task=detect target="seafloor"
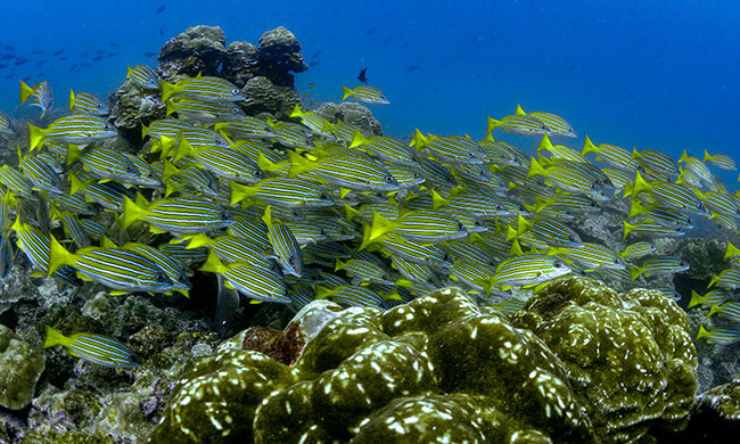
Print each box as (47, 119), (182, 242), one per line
(0, 25), (738, 444)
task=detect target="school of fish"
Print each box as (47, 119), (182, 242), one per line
(1, 67), (739, 367)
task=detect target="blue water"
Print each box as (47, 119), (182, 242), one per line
(1, 0), (739, 163)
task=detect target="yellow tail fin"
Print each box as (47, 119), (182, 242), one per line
(349, 131), (371, 149)
(341, 86), (353, 101)
(27, 123), (46, 152)
(262, 205), (273, 227)
(287, 151), (317, 177)
(160, 81), (177, 102)
(514, 104), (526, 116)
(185, 233), (213, 249)
(724, 242), (740, 260)
(688, 290), (704, 309)
(623, 221), (634, 240)
(122, 196), (148, 229)
(48, 235), (76, 276)
(230, 181), (257, 206)
(527, 157), (547, 177)
(632, 171), (652, 195)
(582, 135), (598, 156)
(289, 104), (304, 119)
(199, 250), (228, 274)
(19, 80), (35, 104)
(43, 326), (71, 348)
(537, 134), (553, 154)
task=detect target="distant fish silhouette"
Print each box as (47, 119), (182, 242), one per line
(156, 4), (166, 14)
(406, 65), (420, 73)
(357, 66), (368, 84)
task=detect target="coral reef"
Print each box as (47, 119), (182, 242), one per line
(0, 324), (45, 410)
(316, 102), (383, 135)
(240, 76), (300, 118)
(158, 25), (227, 80)
(150, 278), (697, 443)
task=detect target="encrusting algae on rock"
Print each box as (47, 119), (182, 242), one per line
(149, 277), (697, 443)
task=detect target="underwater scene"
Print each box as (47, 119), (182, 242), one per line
(1, 0), (740, 443)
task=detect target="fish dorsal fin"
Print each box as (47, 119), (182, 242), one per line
(515, 104), (526, 116)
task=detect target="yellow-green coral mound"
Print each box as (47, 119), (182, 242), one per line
(512, 277), (698, 443)
(149, 278), (698, 443)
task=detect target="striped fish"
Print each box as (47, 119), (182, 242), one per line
(601, 167), (634, 189)
(201, 251), (289, 303)
(632, 149), (677, 178)
(19, 80), (53, 118)
(227, 217), (270, 250)
(73, 177), (131, 211)
(708, 268), (740, 290)
(515, 105), (576, 138)
(163, 163), (220, 198)
(270, 121), (312, 148)
(166, 97), (244, 123)
(390, 255), (437, 285)
(229, 139), (283, 165)
(335, 258), (392, 286)
(548, 242), (624, 272)
(696, 325), (740, 346)
(688, 289), (728, 309)
(630, 171), (705, 213)
(582, 136), (638, 170)
(0, 165), (35, 198)
(123, 196), (233, 234)
(412, 132), (487, 165)
(480, 139), (527, 167)
(487, 114), (547, 138)
(630, 256), (688, 280)
(350, 132), (417, 166)
(537, 134), (584, 162)
(142, 118), (194, 141)
(60, 212), (91, 248)
(28, 115), (117, 151)
(231, 177), (333, 208)
(262, 206), (303, 277)
(529, 157), (612, 200)
(341, 85), (390, 105)
(214, 116), (276, 141)
(316, 285), (389, 308)
(703, 149), (736, 171)
(289, 106), (335, 138)
(122, 242), (190, 290)
(379, 234), (451, 268)
(78, 146), (161, 188)
(127, 65), (160, 90)
(69, 90), (109, 115)
(44, 326), (138, 368)
(679, 150), (713, 185)
(183, 145), (262, 184)
(161, 76), (244, 103)
(367, 210), (468, 245)
(694, 189), (737, 217)
(619, 242), (655, 262)
(493, 254), (572, 288)
(48, 236), (186, 294)
(623, 221), (687, 239)
(289, 152), (400, 192)
(79, 218), (108, 240)
(184, 233), (273, 269)
(11, 215), (49, 273)
(708, 302), (740, 323)
(20, 155), (65, 194)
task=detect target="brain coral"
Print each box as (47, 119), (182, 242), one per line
(149, 276), (697, 444)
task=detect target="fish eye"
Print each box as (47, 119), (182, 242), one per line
(554, 261), (564, 268)
(231, 88), (240, 95)
(495, 204), (503, 210)
(457, 222), (465, 231)
(384, 175), (395, 183)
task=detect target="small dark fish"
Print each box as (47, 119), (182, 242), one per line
(92, 56), (103, 62)
(406, 65), (420, 73)
(59, 56), (69, 62)
(15, 58), (28, 66)
(156, 4), (166, 14)
(53, 49), (64, 56)
(366, 27), (377, 36)
(159, 26), (166, 37)
(32, 49), (44, 55)
(357, 66), (368, 83)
